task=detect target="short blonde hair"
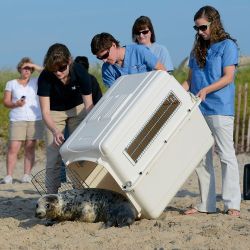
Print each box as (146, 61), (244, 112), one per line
(17, 57), (34, 73)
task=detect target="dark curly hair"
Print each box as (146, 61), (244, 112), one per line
(192, 6), (237, 68)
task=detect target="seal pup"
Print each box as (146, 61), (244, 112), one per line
(35, 188), (137, 227)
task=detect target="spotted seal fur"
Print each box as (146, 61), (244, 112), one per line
(35, 188), (137, 227)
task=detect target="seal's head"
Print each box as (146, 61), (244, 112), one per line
(35, 194), (63, 219)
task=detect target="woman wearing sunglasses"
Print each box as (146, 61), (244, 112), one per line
(37, 43), (93, 194)
(91, 32), (166, 88)
(183, 6), (241, 217)
(132, 15), (174, 73)
(1, 57), (43, 184)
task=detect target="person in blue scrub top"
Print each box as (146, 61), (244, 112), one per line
(132, 15), (174, 73)
(91, 32), (166, 88)
(183, 6), (241, 217)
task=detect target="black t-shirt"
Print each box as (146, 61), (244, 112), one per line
(37, 63), (92, 111)
(90, 74), (102, 105)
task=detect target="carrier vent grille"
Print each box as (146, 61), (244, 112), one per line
(125, 92), (180, 163)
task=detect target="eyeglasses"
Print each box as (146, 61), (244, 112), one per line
(193, 22), (211, 32)
(53, 64), (68, 73)
(135, 29), (150, 36)
(97, 49), (110, 60)
(22, 66), (32, 71)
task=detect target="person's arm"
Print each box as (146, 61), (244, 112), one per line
(197, 65), (235, 101)
(102, 63), (116, 88)
(82, 94), (94, 113)
(25, 63), (43, 73)
(3, 90), (25, 108)
(39, 96), (64, 146)
(182, 70), (192, 91)
(74, 63), (94, 111)
(154, 61), (166, 71)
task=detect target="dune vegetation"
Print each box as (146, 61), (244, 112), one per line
(0, 64), (250, 154)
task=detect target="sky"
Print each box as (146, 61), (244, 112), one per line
(1, 0), (249, 70)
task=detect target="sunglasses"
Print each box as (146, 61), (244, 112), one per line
(97, 49), (110, 60)
(135, 29), (150, 36)
(22, 66), (32, 71)
(53, 64), (68, 73)
(193, 22), (211, 32)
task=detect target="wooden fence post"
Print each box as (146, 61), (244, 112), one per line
(247, 115), (250, 152)
(241, 83), (248, 152)
(235, 84), (242, 153)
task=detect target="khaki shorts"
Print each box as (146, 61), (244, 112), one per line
(9, 120), (44, 140)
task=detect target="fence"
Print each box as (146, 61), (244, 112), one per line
(234, 83), (250, 154)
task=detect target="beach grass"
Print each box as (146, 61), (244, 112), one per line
(1, 64), (250, 154)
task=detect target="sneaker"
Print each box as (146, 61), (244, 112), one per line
(0, 175), (13, 184)
(21, 174), (32, 183)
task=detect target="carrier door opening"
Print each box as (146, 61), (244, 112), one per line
(67, 161), (123, 194)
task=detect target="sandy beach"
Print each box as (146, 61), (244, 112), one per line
(1, 150), (250, 250)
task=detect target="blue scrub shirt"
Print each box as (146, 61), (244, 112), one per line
(102, 44), (158, 88)
(189, 39), (238, 116)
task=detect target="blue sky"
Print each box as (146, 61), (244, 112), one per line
(1, 0), (249, 69)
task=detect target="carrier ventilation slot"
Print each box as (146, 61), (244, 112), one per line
(125, 92), (180, 163)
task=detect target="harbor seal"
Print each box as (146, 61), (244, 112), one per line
(35, 188), (137, 227)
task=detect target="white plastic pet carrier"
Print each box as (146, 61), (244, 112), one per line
(60, 71), (214, 218)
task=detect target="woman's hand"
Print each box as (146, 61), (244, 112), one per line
(3, 91), (26, 109)
(14, 97), (26, 107)
(25, 63), (43, 72)
(197, 87), (208, 101)
(52, 129), (65, 146)
(196, 65), (236, 101)
(39, 96), (64, 146)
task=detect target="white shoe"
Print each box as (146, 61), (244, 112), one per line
(0, 175), (13, 184)
(21, 174), (32, 183)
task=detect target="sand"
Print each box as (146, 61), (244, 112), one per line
(0, 150), (250, 250)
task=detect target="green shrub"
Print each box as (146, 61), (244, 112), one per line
(89, 62), (107, 93)
(0, 71), (19, 141)
(1, 65), (250, 155)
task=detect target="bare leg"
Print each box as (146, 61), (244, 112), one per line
(23, 140), (36, 175)
(6, 140), (22, 176)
